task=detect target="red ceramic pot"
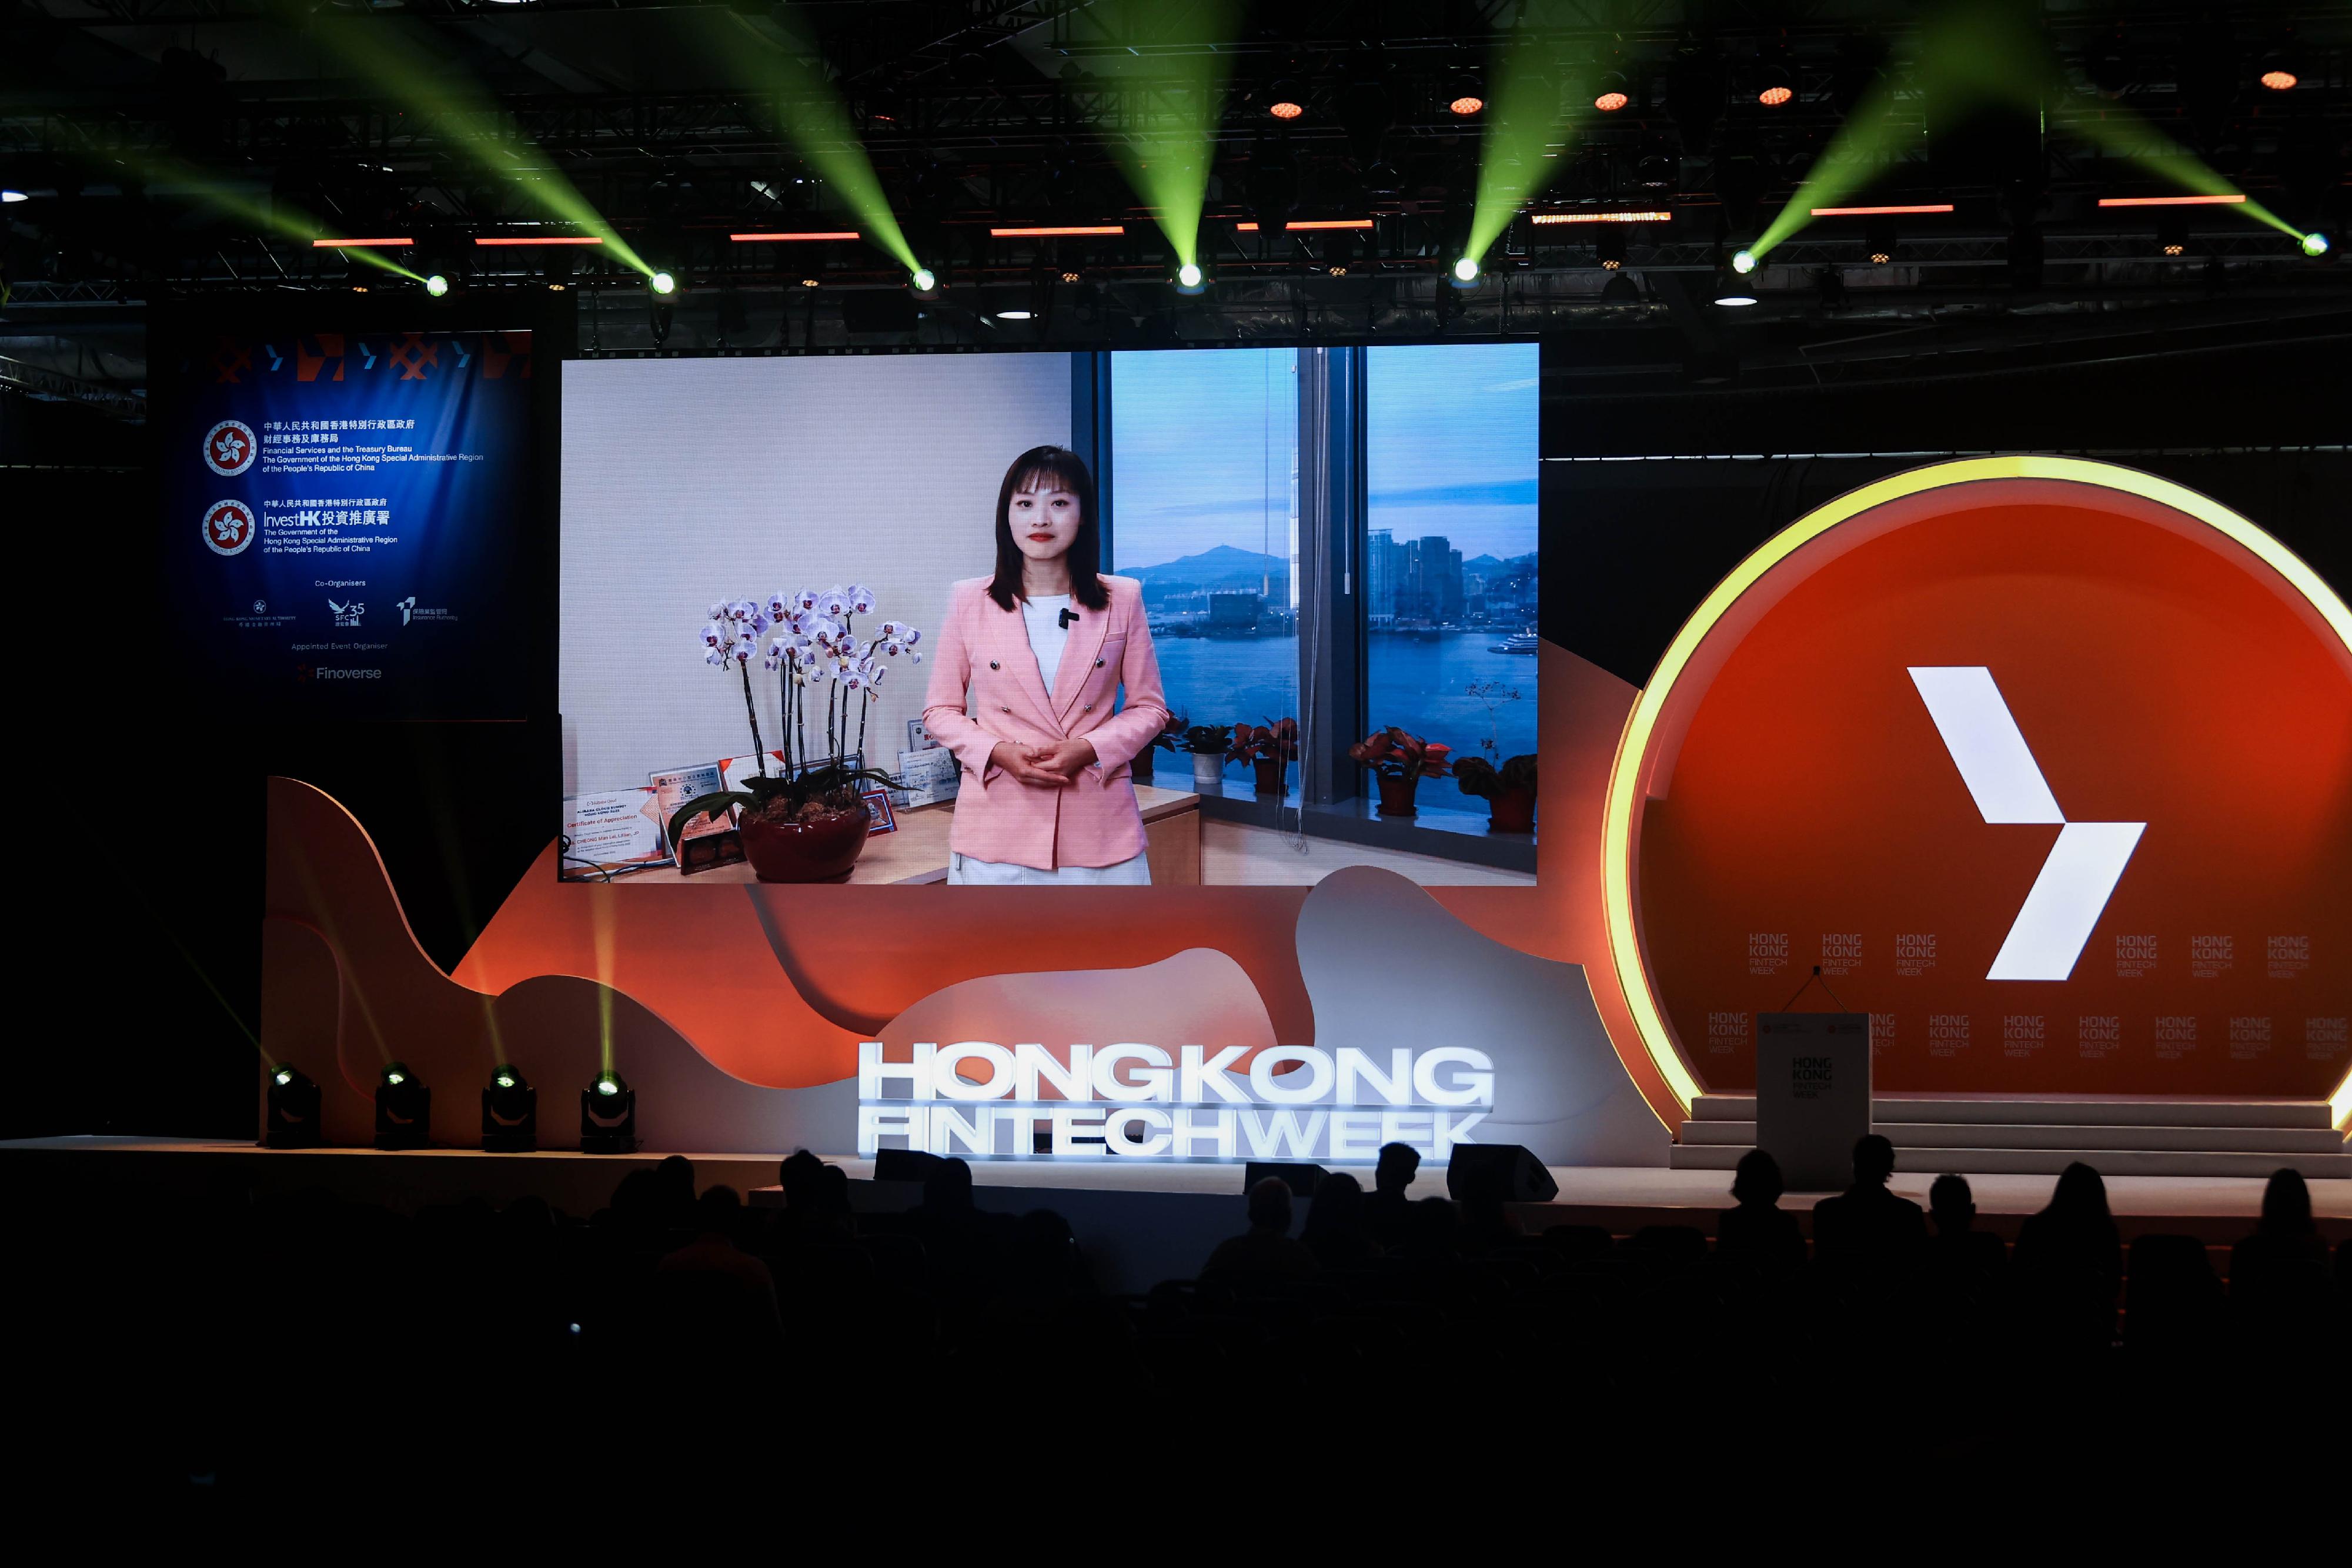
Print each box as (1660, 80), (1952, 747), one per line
(1252, 757), (1286, 798)
(1488, 787), (1536, 834)
(739, 807), (870, 883)
(1375, 772), (1419, 818)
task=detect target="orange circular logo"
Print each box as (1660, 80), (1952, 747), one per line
(1602, 458), (2352, 1114)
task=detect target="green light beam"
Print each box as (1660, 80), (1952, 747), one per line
(754, 28), (920, 277)
(109, 145), (425, 282)
(1091, 0), (1241, 271)
(1749, 76), (1910, 258)
(1468, 41), (1581, 261)
(2070, 113), (2307, 242)
(309, 16), (651, 275)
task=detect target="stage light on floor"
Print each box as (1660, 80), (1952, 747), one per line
(423, 273), (449, 297)
(582, 1071), (639, 1154)
(1174, 260), (1205, 293)
(649, 270), (676, 295)
(482, 1065), (537, 1152)
(374, 1061), (430, 1151)
(909, 265), (937, 293)
(265, 1065), (322, 1149)
(1450, 255), (1480, 286)
(2300, 231), (2330, 257)
(1732, 248), (1758, 275)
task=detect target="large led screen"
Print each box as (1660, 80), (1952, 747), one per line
(559, 344), (1542, 888)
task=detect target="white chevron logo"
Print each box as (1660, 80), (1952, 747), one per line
(1907, 667), (2144, 982)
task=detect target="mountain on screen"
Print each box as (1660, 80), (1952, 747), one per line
(1120, 544), (1288, 591)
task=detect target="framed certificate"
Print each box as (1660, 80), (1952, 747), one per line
(649, 762), (745, 873)
(860, 787), (897, 834)
(561, 788), (668, 879)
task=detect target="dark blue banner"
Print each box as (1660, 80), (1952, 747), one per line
(165, 330), (533, 718)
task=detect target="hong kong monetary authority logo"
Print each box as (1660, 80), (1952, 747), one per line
(202, 499), (258, 556)
(203, 419), (258, 477)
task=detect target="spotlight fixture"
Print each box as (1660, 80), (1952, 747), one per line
(1174, 260), (1205, 293)
(264, 1064), (322, 1150)
(1600, 272), (1641, 303)
(1731, 248), (1758, 275)
(1268, 77), (1307, 121)
(1865, 215), (1899, 266)
(649, 270), (676, 295)
(1451, 255), (1481, 286)
(2259, 67), (2297, 91)
(800, 277), (820, 289)
(1060, 270), (1083, 284)
(1, 189), (26, 203)
(2303, 232), (2331, 257)
(582, 1071), (639, 1154)
(995, 309), (1035, 320)
(1445, 64), (1485, 117)
(910, 265), (937, 293)
(1595, 226), (1629, 270)
(374, 1061), (430, 1151)
(1758, 85), (1793, 106)
(423, 274), (449, 297)
(2156, 210), (2190, 257)
(1712, 273), (1758, 307)
(1593, 73), (1631, 112)
(482, 1065), (537, 1153)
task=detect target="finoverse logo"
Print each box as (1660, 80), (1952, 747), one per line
(296, 664), (382, 681)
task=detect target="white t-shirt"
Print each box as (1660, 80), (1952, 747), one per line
(1020, 593), (1071, 691)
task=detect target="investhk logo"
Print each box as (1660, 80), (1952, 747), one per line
(1909, 667), (2143, 982)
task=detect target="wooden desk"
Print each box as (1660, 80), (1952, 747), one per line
(627, 784), (1202, 885)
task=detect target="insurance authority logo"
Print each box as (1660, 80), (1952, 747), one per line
(203, 419), (258, 477)
(202, 499), (257, 556)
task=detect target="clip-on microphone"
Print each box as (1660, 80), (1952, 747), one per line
(1058, 607), (1080, 630)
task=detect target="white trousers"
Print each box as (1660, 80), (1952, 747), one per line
(948, 849), (1152, 885)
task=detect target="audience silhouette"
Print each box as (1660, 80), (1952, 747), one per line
(1364, 1141), (1421, 1249)
(1715, 1149), (1806, 1275)
(1204, 1176), (1321, 1283)
(1299, 1172), (1381, 1269)
(2012, 1161), (2123, 1355)
(1809, 1134), (1927, 1290)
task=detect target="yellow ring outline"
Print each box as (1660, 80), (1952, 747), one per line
(1598, 454), (2352, 1127)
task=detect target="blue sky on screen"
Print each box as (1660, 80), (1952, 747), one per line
(1110, 343), (1538, 570)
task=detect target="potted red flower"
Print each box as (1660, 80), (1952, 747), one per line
(1454, 753), (1538, 833)
(1131, 711), (1187, 786)
(1348, 726), (1452, 818)
(1227, 717), (1299, 800)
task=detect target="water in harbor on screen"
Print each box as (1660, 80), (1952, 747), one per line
(1143, 630), (1539, 781)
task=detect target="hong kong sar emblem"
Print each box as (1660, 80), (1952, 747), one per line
(203, 498), (258, 556)
(203, 419), (259, 477)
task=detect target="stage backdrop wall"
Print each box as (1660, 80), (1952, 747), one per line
(559, 353), (1073, 796)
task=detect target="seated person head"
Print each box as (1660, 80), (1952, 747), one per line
(1852, 1134), (1897, 1188)
(1374, 1142), (1421, 1195)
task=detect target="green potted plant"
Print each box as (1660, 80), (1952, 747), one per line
(1182, 722), (1231, 794)
(669, 587), (914, 882)
(1132, 710), (1187, 786)
(1227, 717), (1299, 800)
(1348, 726), (1452, 818)
(1454, 753), (1538, 833)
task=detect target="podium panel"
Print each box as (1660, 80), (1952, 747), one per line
(1756, 1013), (1872, 1190)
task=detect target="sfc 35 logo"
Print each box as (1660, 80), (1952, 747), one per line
(202, 499), (257, 556)
(328, 598), (365, 627)
(202, 419), (258, 477)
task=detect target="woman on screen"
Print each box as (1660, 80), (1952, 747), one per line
(921, 446), (1169, 885)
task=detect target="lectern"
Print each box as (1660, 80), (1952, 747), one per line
(1755, 1012), (1872, 1191)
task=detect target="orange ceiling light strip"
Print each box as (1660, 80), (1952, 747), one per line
(2097, 194), (2247, 208)
(473, 236), (606, 246)
(311, 238), (413, 248)
(988, 225), (1126, 236)
(1531, 210), (1673, 225)
(1234, 219), (1376, 232)
(1809, 203), (1956, 216)
(730, 230), (860, 242)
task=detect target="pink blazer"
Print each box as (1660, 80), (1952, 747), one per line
(921, 574), (1170, 870)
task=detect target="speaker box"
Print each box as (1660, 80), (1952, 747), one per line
(1244, 1161), (1327, 1198)
(1444, 1144), (1557, 1204)
(874, 1147), (946, 1183)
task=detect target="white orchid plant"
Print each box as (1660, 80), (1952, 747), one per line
(672, 583), (922, 846)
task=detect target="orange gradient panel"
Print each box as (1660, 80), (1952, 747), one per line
(1635, 480), (2352, 1095)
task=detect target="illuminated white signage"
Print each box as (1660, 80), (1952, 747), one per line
(856, 1042), (1496, 1162)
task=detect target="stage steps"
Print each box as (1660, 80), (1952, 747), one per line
(1669, 1094), (2350, 1179)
